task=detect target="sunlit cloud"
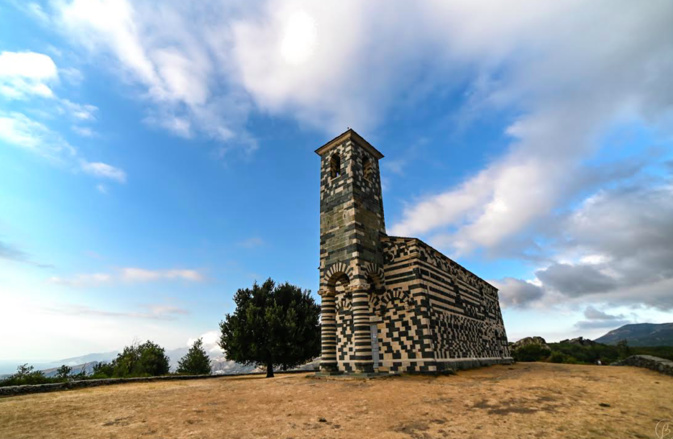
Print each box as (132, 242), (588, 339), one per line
(80, 161), (127, 183)
(49, 267), (205, 287)
(0, 51), (58, 99)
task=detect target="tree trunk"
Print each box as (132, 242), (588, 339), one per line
(266, 362), (274, 378)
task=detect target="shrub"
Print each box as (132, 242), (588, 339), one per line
(549, 352), (566, 363)
(91, 361), (115, 378)
(512, 344), (551, 362)
(0, 364), (51, 386)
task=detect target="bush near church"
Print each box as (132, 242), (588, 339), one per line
(509, 336), (673, 365)
(219, 279), (321, 378)
(512, 344), (552, 362)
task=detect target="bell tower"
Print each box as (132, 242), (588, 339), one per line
(315, 129), (385, 374)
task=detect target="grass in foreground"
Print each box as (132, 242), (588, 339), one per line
(1, 362), (671, 439)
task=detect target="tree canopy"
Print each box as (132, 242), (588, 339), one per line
(177, 338), (212, 375)
(56, 365), (72, 379)
(218, 279), (321, 378)
(91, 340), (170, 378)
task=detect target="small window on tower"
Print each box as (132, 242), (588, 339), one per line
(330, 154), (341, 178)
(363, 156), (373, 182)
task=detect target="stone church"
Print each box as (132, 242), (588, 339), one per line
(316, 129), (512, 374)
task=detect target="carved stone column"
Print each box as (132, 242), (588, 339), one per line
(350, 282), (374, 373)
(319, 289), (338, 374)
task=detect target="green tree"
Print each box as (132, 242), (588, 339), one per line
(177, 338), (212, 375)
(112, 340), (170, 377)
(616, 339), (631, 359)
(15, 364), (34, 378)
(219, 279), (321, 378)
(56, 365), (72, 380)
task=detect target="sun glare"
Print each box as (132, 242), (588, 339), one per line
(279, 10), (317, 65)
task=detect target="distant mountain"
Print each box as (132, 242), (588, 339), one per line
(594, 323), (673, 347)
(0, 351), (119, 375)
(53, 351), (119, 367)
(1, 349), (315, 380)
(41, 361), (101, 378)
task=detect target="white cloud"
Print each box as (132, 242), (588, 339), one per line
(498, 175), (673, 311)
(43, 302), (189, 321)
(187, 330), (223, 355)
(59, 99), (98, 121)
(490, 277), (545, 309)
(95, 184), (107, 194)
(120, 268), (204, 282)
(0, 52), (58, 80)
(0, 50), (98, 122)
(51, 0), (254, 151)
(49, 267), (205, 287)
(0, 112), (76, 159)
(59, 66), (84, 85)
(0, 286), (193, 361)
(0, 112), (123, 184)
(22, 2), (51, 24)
(80, 161), (127, 183)
(72, 126), (96, 137)
(575, 306), (630, 330)
(0, 51), (58, 99)
(49, 273), (112, 287)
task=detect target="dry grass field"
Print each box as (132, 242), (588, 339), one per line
(1, 362), (671, 439)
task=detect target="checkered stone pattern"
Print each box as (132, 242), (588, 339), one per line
(316, 130), (511, 375)
(380, 235), (512, 371)
(412, 238), (511, 362)
(317, 131), (387, 374)
(335, 292), (355, 373)
(376, 238), (437, 373)
(379, 299), (423, 364)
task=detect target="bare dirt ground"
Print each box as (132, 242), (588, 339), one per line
(1, 362), (671, 439)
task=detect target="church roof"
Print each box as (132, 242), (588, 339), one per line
(315, 128), (384, 160)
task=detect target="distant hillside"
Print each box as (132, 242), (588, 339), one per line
(595, 323), (673, 347)
(1, 348), (269, 378)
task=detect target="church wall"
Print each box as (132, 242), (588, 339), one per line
(380, 236), (512, 373)
(413, 239), (512, 370)
(375, 236), (437, 373)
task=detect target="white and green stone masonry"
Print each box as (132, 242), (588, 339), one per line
(316, 129), (513, 374)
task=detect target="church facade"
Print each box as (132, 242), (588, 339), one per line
(317, 129), (512, 374)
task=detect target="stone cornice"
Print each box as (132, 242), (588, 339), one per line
(315, 128), (384, 160)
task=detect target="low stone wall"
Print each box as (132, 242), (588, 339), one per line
(0, 370), (314, 397)
(435, 357), (514, 372)
(613, 355), (673, 376)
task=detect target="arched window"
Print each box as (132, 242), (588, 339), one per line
(330, 154), (341, 178)
(363, 156), (373, 182)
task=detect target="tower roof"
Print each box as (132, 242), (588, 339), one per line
(315, 129), (384, 160)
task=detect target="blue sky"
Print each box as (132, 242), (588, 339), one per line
(1, 0), (672, 366)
